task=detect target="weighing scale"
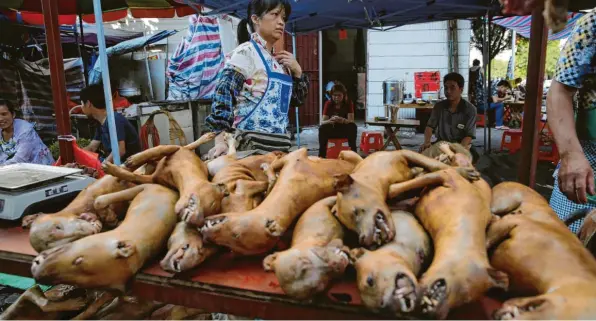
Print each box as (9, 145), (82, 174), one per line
(0, 164), (96, 221)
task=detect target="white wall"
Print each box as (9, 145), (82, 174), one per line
(366, 20), (472, 120)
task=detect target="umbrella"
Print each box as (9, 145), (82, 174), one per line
(0, 0), (200, 164)
(493, 12), (585, 41)
(0, 0), (197, 24)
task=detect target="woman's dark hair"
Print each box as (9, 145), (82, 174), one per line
(473, 59), (480, 66)
(330, 82), (349, 107)
(0, 99), (16, 116)
(443, 72), (465, 89)
(237, 0), (292, 44)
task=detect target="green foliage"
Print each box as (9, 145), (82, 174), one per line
(490, 59), (510, 79)
(49, 138), (91, 160)
(471, 18), (512, 61)
(514, 38), (561, 79)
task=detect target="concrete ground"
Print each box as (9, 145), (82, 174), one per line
(294, 120), (505, 156)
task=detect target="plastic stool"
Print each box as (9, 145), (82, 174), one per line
(538, 140), (560, 164)
(538, 123), (560, 164)
(500, 129), (523, 154)
(360, 132), (384, 155)
(476, 114), (485, 127)
(327, 138), (351, 159)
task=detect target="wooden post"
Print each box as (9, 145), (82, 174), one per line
(41, 0), (74, 163)
(517, 6), (548, 187)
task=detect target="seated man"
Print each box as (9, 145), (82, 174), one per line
(80, 84), (141, 163)
(478, 80), (512, 130)
(318, 82), (357, 158)
(420, 72), (478, 161)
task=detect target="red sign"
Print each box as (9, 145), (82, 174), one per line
(339, 29), (348, 40)
(414, 71), (441, 98)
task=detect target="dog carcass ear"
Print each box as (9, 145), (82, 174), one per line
(214, 183), (230, 197)
(114, 240), (136, 258)
(333, 174), (354, 192)
(349, 248), (368, 263)
(487, 267), (509, 291)
(22, 213), (45, 229)
(332, 193), (342, 218)
(263, 253), (278, 272)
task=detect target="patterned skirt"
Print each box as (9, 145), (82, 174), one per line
(549, 141), (596, 233)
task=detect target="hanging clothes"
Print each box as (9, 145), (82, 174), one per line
(167, 15), (225, 101)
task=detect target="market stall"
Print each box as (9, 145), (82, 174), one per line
(0, 223), (503, 320)
(1, 1), (595, 320)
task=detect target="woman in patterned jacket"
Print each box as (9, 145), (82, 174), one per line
(205, 0), (309, 157)
(548, 9), (596, 233)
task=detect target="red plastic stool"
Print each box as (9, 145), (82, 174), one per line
(500, 129), (523, 154)
(476, 114), (485, 127)
(327, 138), (351, 159)
(360, 132), (384, 155)
(538, 123), (560, 164)
(538, 140), (560, 164)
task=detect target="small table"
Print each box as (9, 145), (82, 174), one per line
(365, 119), (421, 150)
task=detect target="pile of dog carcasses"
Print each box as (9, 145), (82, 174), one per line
(8, 137), (596, 320)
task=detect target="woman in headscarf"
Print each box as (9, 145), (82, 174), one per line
(205, 0), (309, 157)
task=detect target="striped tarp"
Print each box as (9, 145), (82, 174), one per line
(0, 58), (85, 144)
(167, 15), (225, 101)
(493, 12), (584, 41)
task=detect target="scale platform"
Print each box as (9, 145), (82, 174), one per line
(0, 164), (96, 221)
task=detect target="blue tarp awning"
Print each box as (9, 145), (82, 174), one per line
(185, 0), (594, 34)
(493, 12), (585, 40)
(189, 0), (499, 34)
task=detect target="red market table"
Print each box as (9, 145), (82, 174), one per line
(0, 222), (503, 320)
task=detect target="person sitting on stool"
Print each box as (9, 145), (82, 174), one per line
(318, 82), (357, 158)
(80, 83), (141, 164)
(419, 72), (479, 162)
(479, 80), (512, 130)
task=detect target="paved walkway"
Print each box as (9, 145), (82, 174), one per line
(294, 121), (505, 156)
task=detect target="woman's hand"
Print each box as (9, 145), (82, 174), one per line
(275, 51), (302, 77)
(208, 142), (229, 160)
(558, 151), (595, 204)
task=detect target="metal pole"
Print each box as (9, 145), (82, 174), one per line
(511, 30), (516, 79)
(41, 0), (74, 163)
(143, 28), (155, 101)
(92, 0), (121, 165)
(292, 33), (300, 147)
(482, 14), (489, 153)
(487, 13), (492, 152)
(78, 14), (88, 85)
(318, 31), (323, 124)
(518, 6), (548, 187)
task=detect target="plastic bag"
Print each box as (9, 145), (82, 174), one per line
(53, 136), (104, 178)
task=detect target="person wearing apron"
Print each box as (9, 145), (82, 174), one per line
(205, 0), (309, 158)
(548, 10), (596, 233)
